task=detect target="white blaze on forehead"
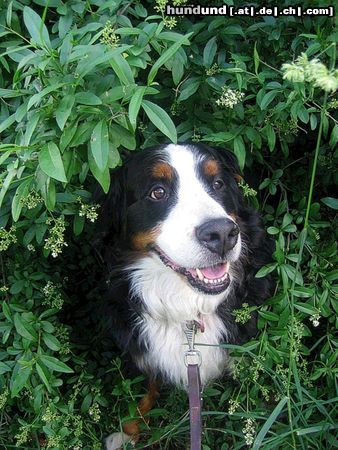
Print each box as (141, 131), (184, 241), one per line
(156, 144), (234, 268)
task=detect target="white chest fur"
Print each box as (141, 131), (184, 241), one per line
(128, 255), (230, 387)
(138, 313), (228, 386)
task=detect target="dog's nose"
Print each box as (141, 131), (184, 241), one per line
(195, 218), (239, 256)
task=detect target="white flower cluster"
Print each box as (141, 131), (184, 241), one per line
(42, 281), (64, 309)
(242, 417), (256, 446)
(79, 203), (100, 223)
(0, 226), (17, 252)
(228, 398), (240, 415)
(44, 217), (68, 258)
(310, 313), (321, 327)
(282, 53), (338, 92)
(216, 87), (245, 109)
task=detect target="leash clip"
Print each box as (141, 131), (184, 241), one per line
(184, 349), (202, 367)
(184, 320), (202, 367)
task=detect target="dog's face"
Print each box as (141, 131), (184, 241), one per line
(109, 144), (244, 295)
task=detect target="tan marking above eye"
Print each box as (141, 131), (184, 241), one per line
(131, 227), (160, 251)
(152, 162), (174, 180)
(203, 159), (219, 177)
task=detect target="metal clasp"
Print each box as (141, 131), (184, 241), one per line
(184, 349), (202, 367)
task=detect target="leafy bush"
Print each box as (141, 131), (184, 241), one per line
(0, 0), (337, 448)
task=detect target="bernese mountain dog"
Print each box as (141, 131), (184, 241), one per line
(97, 143), (273, 449)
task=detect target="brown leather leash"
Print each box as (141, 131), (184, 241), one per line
(184, 321), (202, 450)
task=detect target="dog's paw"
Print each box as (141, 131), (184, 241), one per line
(105, 432), (135, 450)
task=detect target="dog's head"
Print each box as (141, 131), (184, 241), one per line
(101, 143), (245, 295)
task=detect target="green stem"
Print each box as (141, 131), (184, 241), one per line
(304, 92), (328, 228)
(285, 41), (334, 446)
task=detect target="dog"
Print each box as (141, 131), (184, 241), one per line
(96, 143), (273, 449)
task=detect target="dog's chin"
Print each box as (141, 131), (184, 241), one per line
(153, 247), (231, 295)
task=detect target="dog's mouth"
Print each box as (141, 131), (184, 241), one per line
(153, 247), (230, 295)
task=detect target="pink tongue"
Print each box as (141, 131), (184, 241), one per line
(200, 263), (227, 280)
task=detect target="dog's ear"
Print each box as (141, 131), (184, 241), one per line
(94, 165), (127, 240)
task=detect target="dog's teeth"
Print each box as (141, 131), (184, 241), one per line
(196, 268), (204, 281)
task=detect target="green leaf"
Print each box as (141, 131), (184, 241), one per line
(81, 393), (93, 413)
(0, 362), (12, 375)
(88, 144), (110, 193)
(110, 53), (134, 85)
(259, 310), (279, 321)
(329, 124), (338, 148)
(172, 53), (184, 85)
(291, 100), (303, 121)
(45, 178), (56, 211)
(255, 263), (277, 278)
(40, 355), (73, 373)
(89, 120), (109, 172)
(203, 36), (217, 68)
(223, 25), (245, 37)
(129, 86), (146, 130)
(55, 95), (75, 131)
(75, 92), (102, 105)
(252, 397), (288, 449)
(36, 360), (52, 392)
(265, 124), (276, 152)
(14, 313), (37, 341)
(282, 264), (303, 285)
(39, 142), (67, 183)
(24, 111), (40, 146)
(2, 302), (12, 322)
(310, 113), (318, 130)
(0, 167), (17, 209)
(0, 113), (16, 134)
(142, 100), (177, 143)
(291, 287), (313, 298)
(294, 302), (318, 315)
(10, 279), (25, 295)
(326, 269), (338, 282)
(73, 214), (85, 236)
(110, 124), (136, 150)
(11, 178), (32, 222)
(178, 78), (201, 102)
(267, 226), (279, 235)
(297, 104), (309, 124)
(265, 343), (282, 363)
(28, 83), (66, 111)
(107, 145), (120, 170)
(321, 197), (338, 210)
(147, 33), (191, 85)
(233, 136), (245, 170)
(42, 333), (61, 351)
(76, 46), (131, 78)
(221, 68), (245, 73)
(0, 149), (12, 166)
(23, 6), (51, 49)
(260, 90), (278, 110)
(202, 132), (234, 143)
(10, 363), (31, 397)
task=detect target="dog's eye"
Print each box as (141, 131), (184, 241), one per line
(213, 179), (224, 190)
(150, 186), (166, 200)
